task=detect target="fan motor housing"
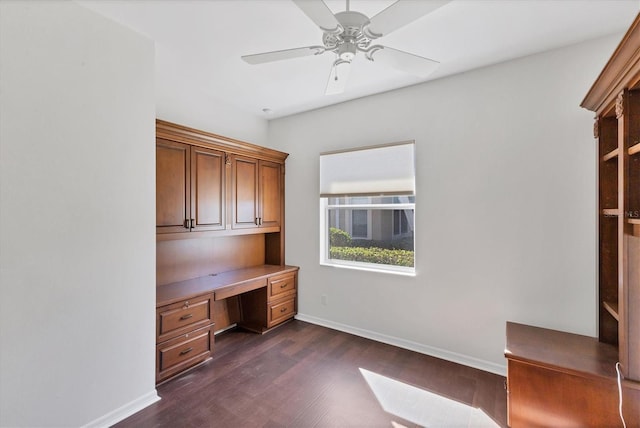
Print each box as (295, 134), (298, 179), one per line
(322, 11), (372, 52)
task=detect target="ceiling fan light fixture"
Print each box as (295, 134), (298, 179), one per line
(338, 42), (357, 61)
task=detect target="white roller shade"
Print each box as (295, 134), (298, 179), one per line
(320, 141), (415, 197)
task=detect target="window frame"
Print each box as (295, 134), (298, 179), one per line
(319, 196), (416, 276)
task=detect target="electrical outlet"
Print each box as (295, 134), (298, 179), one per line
(321, 294), (328, 306)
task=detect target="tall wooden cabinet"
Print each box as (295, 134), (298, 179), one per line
(505, 14), (640, 427)
(581, 13), (640, 383)
(155, 120), (297, 384)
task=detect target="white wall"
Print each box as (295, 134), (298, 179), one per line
(155, 63), (269, 146)
(269, 35), (619, 374)
(0, 2), (157, 426)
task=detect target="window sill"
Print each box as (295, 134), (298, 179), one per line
(320, 261), (416, 277)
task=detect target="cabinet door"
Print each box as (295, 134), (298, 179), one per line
(259, 161), (281, 228)
(156, 139), (190, 233)
(191, 147), (225, 231)
(232, 156), (259, 229)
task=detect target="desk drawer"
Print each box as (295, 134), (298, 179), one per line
(157, 293), (213, 343)
(156, 324), (214, 383)
(268, 273), (296, 301)
(268, 296), (296, 328)
(215, 278), (267, 301)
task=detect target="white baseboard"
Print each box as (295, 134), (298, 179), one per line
(83, 390), (160, 428)
(295, 313), (507, 377)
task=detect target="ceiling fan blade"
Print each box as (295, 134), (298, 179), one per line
(367, 46), (439, 77)
(325, 59), (351, 95)
(242, 46), (325, 64)
(292, 0), (342, 33)
(365, 0), (450, 38)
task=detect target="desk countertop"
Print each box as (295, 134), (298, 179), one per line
(157, 264), (299, 307)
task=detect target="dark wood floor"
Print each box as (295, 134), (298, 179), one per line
(116, 320), (507, 427)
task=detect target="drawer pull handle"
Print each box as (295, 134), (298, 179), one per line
(180, 314), (193, 321)
(280, 307), (287, 313)
(280, 283), (288, 289)
(180, 347), (193, 356)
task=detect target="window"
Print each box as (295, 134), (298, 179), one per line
(393, 197), (414, 238)
(319, 142), (415, 275)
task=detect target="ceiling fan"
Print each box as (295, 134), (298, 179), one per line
(241, 0), (450, 95)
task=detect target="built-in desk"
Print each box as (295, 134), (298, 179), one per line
(155, 264), (299, 383)
(157, 264), (299, 306)
(505, 322), (640, 427)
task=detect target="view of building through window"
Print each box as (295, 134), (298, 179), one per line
(322, 195), (415, 273)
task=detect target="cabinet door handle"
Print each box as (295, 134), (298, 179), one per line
(190, 218), (195, 229)
(180, 314), (193, 321)
(259, 217), (263, 226)
(183, 219), (190, 229)
(179, 347), (193, 356)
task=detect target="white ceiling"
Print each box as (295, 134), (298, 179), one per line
(79, 0), (638, 120)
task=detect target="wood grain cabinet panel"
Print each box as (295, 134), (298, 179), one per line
(232, 156), (282, 230)
(231, 156), (259, 229)
(191, 146), (225, 231)
(259, 160), (281, 229)
(268, 272), (296, 300)
(268, 296), (296, 328)
(156, 140), (226, 234)
(156, 293), (213, 343)
(156, 324), (214, 383)
(156, 139), (190, 233)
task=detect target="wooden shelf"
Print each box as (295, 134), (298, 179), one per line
(603, 301), (619, 321)
(602, 208), (620, 217)
(602, 148), (619, 161)
(629, 218), (640, 225)
(629, 142), (640, 156)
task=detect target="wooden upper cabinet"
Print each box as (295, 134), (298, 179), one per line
(191, 146), (225, 232)
(157, 139), (190, 233)
(259, 160), (281, 229)
(232, 156), (259, 229)
(156, 140), (225, 234)
(231, 156), (281, 230)
(155, 119), (288, 238)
